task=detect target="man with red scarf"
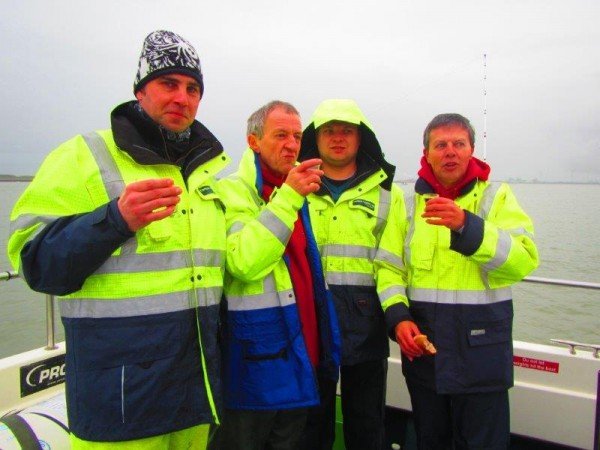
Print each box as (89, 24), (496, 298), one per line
(212, 101), (341, 450)
(395, 113), (538, 449)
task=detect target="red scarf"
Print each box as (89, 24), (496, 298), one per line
(417, 156), (490, 199)
(260, 161), (320, 367)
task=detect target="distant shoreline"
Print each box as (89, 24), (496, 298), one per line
(1, 175), (598, 185)
(0, 175), (33, 182)
(394, 179), (600, 185)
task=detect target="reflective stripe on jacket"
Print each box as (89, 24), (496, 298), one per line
(217, 148), (341, 410)
(403, 180), (539, 393)
(8, 130), (230, 441)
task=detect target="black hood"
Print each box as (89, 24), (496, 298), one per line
(110, 101), (224, 179)
(299, 122), (396, 190)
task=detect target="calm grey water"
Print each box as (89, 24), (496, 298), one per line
(1, 181), (599, 359)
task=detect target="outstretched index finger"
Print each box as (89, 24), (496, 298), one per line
(294, 159), (323, 173)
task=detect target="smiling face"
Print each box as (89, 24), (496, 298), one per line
(316, 121), (360, 170)
(135, 73), (201, 132)
(248, 107), (302, 176)
(425, 125), (474, 188)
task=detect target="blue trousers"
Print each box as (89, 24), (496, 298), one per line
(406, 380), (510, 450)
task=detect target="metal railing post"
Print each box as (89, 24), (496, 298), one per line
(45, 293), (58, 350)
(2, 270), (59, 350)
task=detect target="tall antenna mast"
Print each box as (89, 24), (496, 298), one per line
(483, 53), (488, 161)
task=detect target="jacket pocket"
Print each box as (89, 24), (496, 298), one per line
(144, 218), (172, 242)
(234, 336), (305, 406)
(467, 318), (511, 347)
(71, 319), (203, 430)
(409, 241), (435, 271)
(74, 321), (181, 370)
(243, 339), (288, 362)
(341, 287), (387, 359)
(463, 317), (513, 389)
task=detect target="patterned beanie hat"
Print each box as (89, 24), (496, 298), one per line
(134, 30), (204, 95)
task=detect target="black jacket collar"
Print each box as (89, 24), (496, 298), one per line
(110, 101), (224, 179)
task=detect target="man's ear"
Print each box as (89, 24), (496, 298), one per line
(424, 148), (430, 162)
(135, 89), (144, 102)
(248, 134), (260, 153)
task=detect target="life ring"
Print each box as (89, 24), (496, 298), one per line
(0, 394), (69, 450)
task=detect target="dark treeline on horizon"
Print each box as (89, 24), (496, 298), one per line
(1, 174), (598, 185)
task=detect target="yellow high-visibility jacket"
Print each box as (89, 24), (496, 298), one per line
(217, 148), (341, 409)
(403, 179), (539, 393)
(8, 103), (230, 441)
(299, 99), (409, 365)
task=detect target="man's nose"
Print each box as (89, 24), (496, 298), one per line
(173, 87), (189, 105)
(445, 144), (457, 155)
(285, 135), (300, 150)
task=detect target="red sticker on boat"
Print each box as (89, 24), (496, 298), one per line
(513, 356), (559, 373)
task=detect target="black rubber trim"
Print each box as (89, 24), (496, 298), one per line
(0, 414), (42, 450)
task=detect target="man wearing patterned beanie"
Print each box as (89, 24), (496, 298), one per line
(8, 30), (230, 449)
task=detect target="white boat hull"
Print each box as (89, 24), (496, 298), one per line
(1, 340), (599, 449)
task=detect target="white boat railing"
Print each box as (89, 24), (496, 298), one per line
(522, 275), (600, 358)
(0, 270), (58, 351)
(1, 271), (599, 356)
(523, 275), (600, 290)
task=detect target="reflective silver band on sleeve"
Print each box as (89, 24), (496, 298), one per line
(506, 227), (534, 240)
(481, 230), (512, 272)
(226, 274), (295, 311)
(257, 209), (292, 246)
(374, 247), (405, 269)
(378, 285), (407, 304)
(229, 221), (244, 234)
(9, 214), (59, 236)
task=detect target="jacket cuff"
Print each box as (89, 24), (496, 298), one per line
(106, 199), (135, 237)
(450, 211), (483, 256)
(272, 182), (305, 211)
(384, 302), (413, 340)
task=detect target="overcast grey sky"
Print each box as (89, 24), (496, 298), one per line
(1, 0), (599, 182)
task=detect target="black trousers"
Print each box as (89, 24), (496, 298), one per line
(406, 380), (510, 450)
(208, 408), (308, 450)
(301, 359), (387, 450)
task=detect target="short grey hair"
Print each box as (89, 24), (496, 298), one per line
(247, 100), (300, 138)
(423, 113), (476, 148)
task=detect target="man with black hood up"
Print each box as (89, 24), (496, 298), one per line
(298, 99), (408, 450)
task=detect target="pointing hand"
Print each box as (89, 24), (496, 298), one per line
(285, 158), (323, 196)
